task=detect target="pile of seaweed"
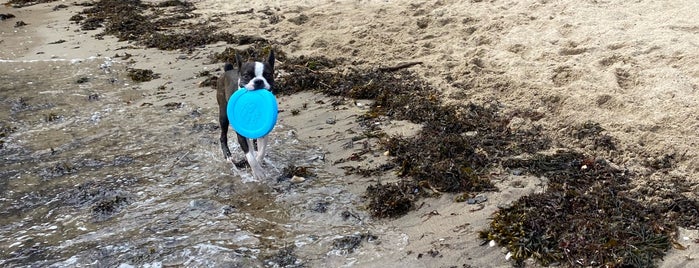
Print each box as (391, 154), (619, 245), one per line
(273, 56), (551, 218)
(72, 0), (268, 51)
(478, 152), (676, 267)
(270, 55), (699, 266)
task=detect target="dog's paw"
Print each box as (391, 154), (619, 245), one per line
(251, 166), (266, 180)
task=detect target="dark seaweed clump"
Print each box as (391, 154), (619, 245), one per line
(479, 151), (675, 267)
(332, 232), (378, 254)
(365, 181), (421, 218)
(127, 68), (160, 82)
(276, 57), (550, 217)
(264, 246), (302, 268)
(1, 13), (17, 20)
(0, 122), (17, 149)
(75, 0), (269, 51)
(571, 121), (617, 150)
(276, 164), (316, 182)
(272, 53), (699, 266)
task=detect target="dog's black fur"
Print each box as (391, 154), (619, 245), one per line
(216, 51), (275, 178)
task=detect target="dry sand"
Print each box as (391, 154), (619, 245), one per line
(2, 0), (698, 267)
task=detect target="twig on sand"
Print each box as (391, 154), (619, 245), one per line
(378, 61), (423, 72)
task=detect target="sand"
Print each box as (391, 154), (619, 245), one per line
(2, 0), (698, 267)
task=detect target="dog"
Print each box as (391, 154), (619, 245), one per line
(216, 51), (275, 179)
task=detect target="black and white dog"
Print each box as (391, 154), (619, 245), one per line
(216, 51), (275, 179)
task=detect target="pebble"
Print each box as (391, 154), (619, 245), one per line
(467, 194), (488, 204)
(290, 175), (306, 183)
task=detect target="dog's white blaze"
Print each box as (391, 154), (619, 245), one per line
(254, 62), (264, 78)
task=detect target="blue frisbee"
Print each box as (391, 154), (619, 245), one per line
(227, 88), (278, 139)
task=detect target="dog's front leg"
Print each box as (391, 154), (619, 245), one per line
(255, 136), (268, 163)
(245, 138), (265, 180)
(219, 107), (233, 160)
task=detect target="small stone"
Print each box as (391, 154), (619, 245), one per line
(467, 194), (487, 204)
(326, 117), (336, 124)
(290, 175), (305, 183)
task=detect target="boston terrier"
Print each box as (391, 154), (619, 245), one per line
(216, 51), (275, 180)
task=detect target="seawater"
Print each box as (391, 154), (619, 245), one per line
(0, 59), (406, 267)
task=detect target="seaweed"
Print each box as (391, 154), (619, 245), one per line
(332, 232), (378, 254)
(91, 192), (131, 222)
(365, 181), (422, 218)
(271, 54), (697, 267)
(127, 68), (159, 82)
(264, 246), (302, 268)
(276, 165), (315, 182)
(274, 55), (550, 217)
(571, 121), (616, 150)
(480, 151), (674, 267)
(0, 14), (16, 20)
(76, 0), (269, 51)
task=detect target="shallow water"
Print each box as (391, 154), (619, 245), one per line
(0, 59), (403, 267)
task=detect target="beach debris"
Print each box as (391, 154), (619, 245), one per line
(480, 151), (679, 267)
(466, 194), (487, 204)
(290, 175), (305, 183)
(276, 165), (315, 182)
(332, 232), (378, 254)
(0, 14), (15, 20)
(288, 14), (309, 25)
(271, 53), (699, 266)
(76, 77), (89, 84)
(48, 39), (66, 44)
(127, 68), (159, 82)
(264, 246), (302, 268)
(75, 0), (268, 51)
(235, 8), (254, 15)
(341, 210), (362, 221)
(52, 4), (68, 11)
(377, 61), (423, 72)
(365, 181), (422, 218)
(310, 201), (328, 213)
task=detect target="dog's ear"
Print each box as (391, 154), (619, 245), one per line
(267, 50), (275, 70)
(235, 53), (243, 71)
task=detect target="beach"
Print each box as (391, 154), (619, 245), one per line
(1, 0), (698, 267)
